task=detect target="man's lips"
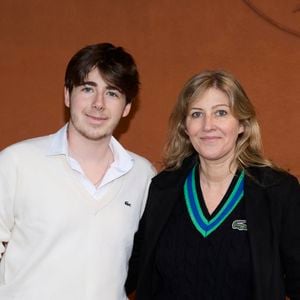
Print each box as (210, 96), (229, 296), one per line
(86, 113), (108, 122)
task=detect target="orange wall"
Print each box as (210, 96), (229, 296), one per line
(0, 0), (299, 177)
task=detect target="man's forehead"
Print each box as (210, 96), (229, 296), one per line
(76, 67), (123, 93)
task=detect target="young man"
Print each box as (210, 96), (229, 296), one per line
(0, 43), (155, 300)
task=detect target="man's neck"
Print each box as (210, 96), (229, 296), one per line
(67, 127), (114, 185)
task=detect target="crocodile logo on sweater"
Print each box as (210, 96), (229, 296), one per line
(232, 219), (247, 231)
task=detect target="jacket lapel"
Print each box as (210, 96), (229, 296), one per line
(143, 156), (197, 293)
(245, 176), (272, 300)
(146, 155), (198, 253)
(146, 185), (181, 251)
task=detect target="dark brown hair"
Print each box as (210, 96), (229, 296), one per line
(64, 43), (139, 104)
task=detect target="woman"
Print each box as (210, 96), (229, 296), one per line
(126, 70), (300, 300)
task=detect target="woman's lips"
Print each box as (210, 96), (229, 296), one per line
(200, 136), (221, 142)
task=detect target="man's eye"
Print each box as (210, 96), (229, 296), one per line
(106, 90), (119, 98)
(215, 110), (228, 117)
(82, 86), (93, 93)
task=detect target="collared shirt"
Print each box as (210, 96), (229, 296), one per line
(47, 124), (133, 199)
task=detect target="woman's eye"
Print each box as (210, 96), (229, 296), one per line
(191, 111), (203, 118)
(215, 110), (228, 117)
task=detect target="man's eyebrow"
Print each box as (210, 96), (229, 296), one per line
(81, 81), (97, 87)
(80, 81), (122, 92)
(106, 85), (123, 93)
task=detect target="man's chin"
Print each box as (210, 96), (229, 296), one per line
(68, 121), (115, 142)
(82, 131), (110, 141)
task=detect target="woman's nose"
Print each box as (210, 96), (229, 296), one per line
(203, 115), (215, 130)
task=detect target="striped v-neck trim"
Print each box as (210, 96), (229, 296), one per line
(184, 165), (245, 237)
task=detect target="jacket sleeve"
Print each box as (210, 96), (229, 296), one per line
(279, 175), (300, 300)
(125, 210), (146, 295)
(0, 148), (17, 259)
(125, 164), (157, 295)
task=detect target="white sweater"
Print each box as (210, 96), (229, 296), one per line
(0, 134), (155, 300)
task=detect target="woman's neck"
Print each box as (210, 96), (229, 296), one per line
(199, 157), (238, 187)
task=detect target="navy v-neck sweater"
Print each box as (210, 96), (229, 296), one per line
(154, 169), (253, 300)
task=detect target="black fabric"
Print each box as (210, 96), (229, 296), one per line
(154, 196), (252, 300)
(125, 155), (300, 300)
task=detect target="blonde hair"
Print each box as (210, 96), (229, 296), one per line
(163, 70), (274, 170)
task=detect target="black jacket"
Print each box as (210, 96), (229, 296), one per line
(126, 155), (300, 300)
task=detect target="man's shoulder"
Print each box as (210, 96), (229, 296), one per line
(127, 151), (156, 175)
(0, 134), (53, 158)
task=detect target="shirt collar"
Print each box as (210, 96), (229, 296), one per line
(47, 124), (133, 172)
(47, 124), (68, 156)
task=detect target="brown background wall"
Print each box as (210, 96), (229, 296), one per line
(0, 0), (299, 177)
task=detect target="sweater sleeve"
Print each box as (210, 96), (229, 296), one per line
(279, 175), (300, 300)
(0, 148), (17, 259)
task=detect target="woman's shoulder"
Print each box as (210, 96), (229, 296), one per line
(151, 155), (197, 188)
(246, 166), (299, 189)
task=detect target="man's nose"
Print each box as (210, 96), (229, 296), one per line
(92, 93), (105, 111)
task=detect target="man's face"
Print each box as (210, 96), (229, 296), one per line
(64, 68), (131, 141)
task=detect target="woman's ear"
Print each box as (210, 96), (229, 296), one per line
(238, 122), (244, 134)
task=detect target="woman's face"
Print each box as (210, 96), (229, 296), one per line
(185, 87), (244, 164)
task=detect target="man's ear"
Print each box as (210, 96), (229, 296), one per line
(122, 103), (131, 117)
(64, 87), (70, 108)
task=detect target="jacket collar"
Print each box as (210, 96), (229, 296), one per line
(153, 155), (286, 190)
